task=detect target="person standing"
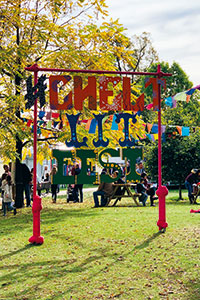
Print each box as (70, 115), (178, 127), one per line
(3, 175), (16, 216)
(73, 164), (83, 203)
(22, 163), (32, 207)
(41, 165), (50, 193)
(2, 164), (11, 177)
(50, 165), (58, 203)
(141, 172), (158, 206)
(185, 169), (200, 204)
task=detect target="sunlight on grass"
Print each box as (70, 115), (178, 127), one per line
(0, 190), (199, 299)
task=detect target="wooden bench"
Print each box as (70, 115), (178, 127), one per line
(105, 183), (141, 207)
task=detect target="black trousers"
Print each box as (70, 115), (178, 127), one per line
(147, 187), (156, 205)
(51, 184), (58, 202)
(74, 184), (83, 202)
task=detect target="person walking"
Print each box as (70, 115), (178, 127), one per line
(50, 165), (58, 203)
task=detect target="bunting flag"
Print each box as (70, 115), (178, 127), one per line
(165, 97), (173, 108)
(27, 120), (33, 127)
(46, 111), (51, 120)
(147, 123), (153, 133)
(182, 127), (190, 136)
(47, 120), (52, 129)
(174, 92), (187, 101)
(85, 119), (92, 130)
(165, 84), (200, 107)
(162, 133), (166, 142)
(88, 119), (97, 134)
(52, 112), (60, 119)
(146, 103), (153, 110)
(151, 124), (158, 134)
(176, 126), (182, 135)
(39, 111), (45, 120)
(111, 115), (118, 130)
(161, 125), (166, 134)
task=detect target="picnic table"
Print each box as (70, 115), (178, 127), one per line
(106, 183), (141, 207)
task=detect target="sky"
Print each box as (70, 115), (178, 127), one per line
(106, 0), (200, 86)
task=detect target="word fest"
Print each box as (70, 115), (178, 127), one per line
(53, 147), (143, 184)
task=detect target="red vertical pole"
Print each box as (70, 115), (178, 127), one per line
(29, 64), (44, 245)
(156, 64), (168, 232)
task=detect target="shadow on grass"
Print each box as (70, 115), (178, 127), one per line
(133, 231), (161, 250)
(0, 244), (37, 261)
(0, 230), (162, 299)
(0, 207), (101, 237)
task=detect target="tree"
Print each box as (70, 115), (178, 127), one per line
(130, 32), (159, 73)
(141, 61), (200, 199)
(0, 0), (146, 207)
(145, 131), (200, 199)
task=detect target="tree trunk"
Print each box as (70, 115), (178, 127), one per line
(15, 137), (24, 208)
(14, 23), (24, 208)
(179, 183), (183, 200)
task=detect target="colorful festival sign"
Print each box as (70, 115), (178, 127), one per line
(24, 64), (172, 244)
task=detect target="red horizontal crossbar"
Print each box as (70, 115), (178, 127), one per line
(25, 64), (172, 77)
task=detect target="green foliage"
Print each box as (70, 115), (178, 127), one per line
(140, 61), (194, 124)
(0, 0), (142, 160)
(145, 130), (200, 185)
(0, 0), (147, 161)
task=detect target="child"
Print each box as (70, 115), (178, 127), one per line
(1, 173), (7, 210)
(3, 175), (16, 216)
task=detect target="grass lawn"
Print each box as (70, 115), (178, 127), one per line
(0, 189), (200, 300)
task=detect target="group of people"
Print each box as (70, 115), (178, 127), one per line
(0, 163), (60, 216)
(37, 164), (59, 203)
(92, 165), (158, 208)
(0, 164), (17, 216)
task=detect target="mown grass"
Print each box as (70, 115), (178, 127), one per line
(0, 189), (200, 300)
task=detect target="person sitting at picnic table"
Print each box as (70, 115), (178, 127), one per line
(141, 172), (158, 206)
(136, 178), (148, 206)
(92, 171), (113, 208)
(112, 170), (125, 200)
(136, 161), (145, 175)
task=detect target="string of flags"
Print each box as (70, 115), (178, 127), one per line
(21, 108), (195, 143)
(144, 123), (192, 142)
(21, 83), (200, 141)
(164, 84), (200, 108)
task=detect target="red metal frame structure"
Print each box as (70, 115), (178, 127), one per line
(25, 64), (171, 244)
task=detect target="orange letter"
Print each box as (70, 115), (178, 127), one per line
(99, 77), (122, 111)
(74, 76), (97, 111)
(49, 75), (72, 110)
(123, 77), (144, 111)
